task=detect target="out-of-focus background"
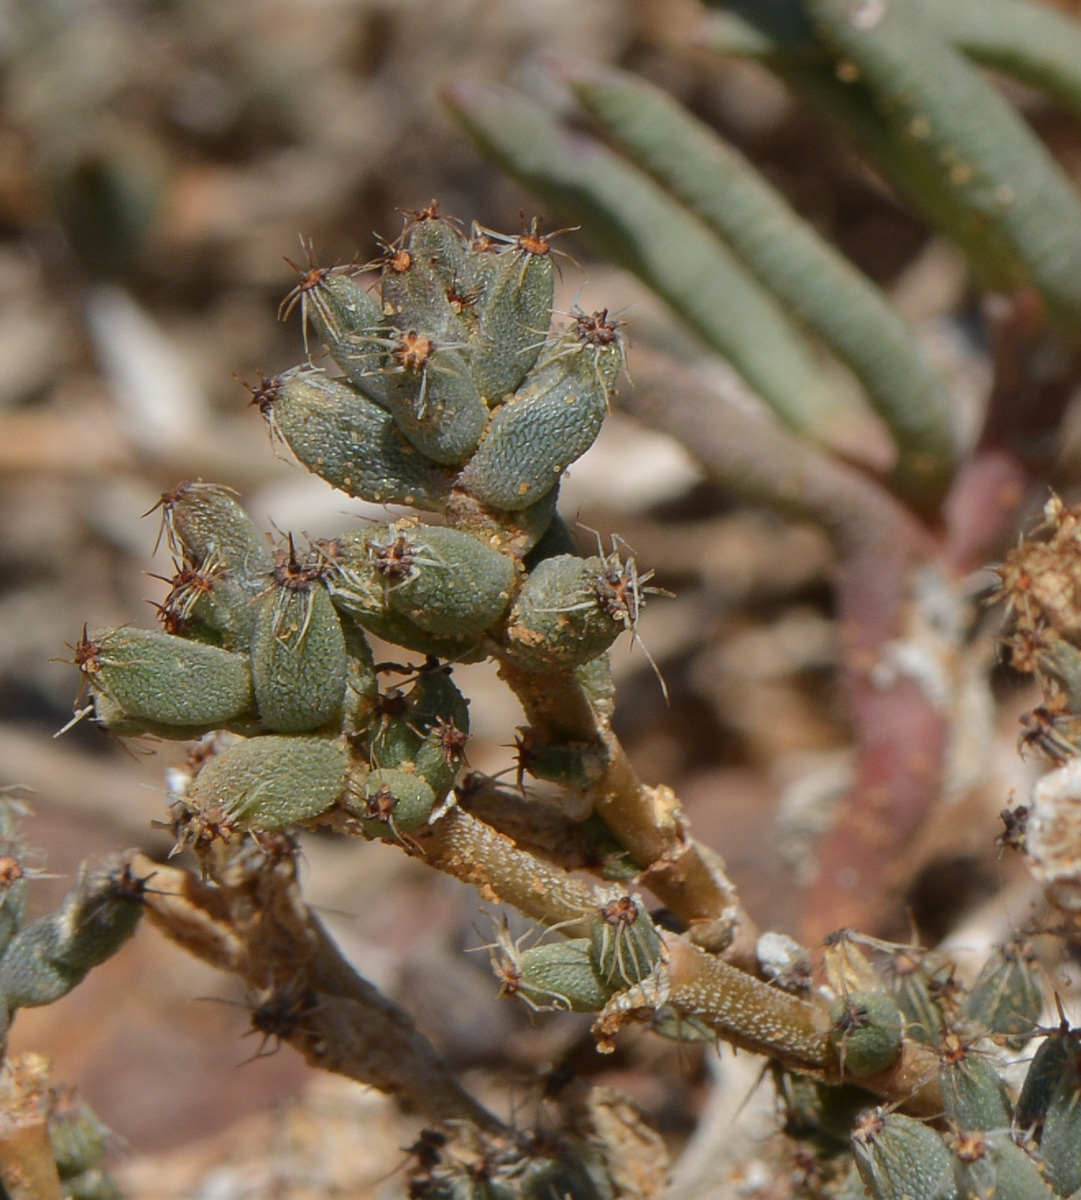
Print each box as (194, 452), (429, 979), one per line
(2, 0), (1076, 1194)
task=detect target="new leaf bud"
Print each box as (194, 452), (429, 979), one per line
(249, 553), (346, 733)
(514, 938), (617, 1014)
(502, 555), (625, 672)
(938, 1034), (1013, 1131)
(959, 940), (1042, 1044)
(404, 665), (471, 796)
(156, 482), (272, 589)
(828, 990), (904, 1078)
(371, 522), (516, 637)
(383, 345), (488, 466)
(381, 236), (463, 340)
(588, 893), (664, 989)
(1038, 1043), (1081, 1196)
(75, 627), (254, 730)
(515, 732), (607, 790)
(345, 767), (438, 842)
(1016, 1024), (1081, 1134)
(773, 1067), (879, 1150)
(188, 735), (348, 830)
(303, 272), (388, 405)
(156, 558), (259, 651)
(0, 858), (143, 1010)
(949, 1129), (1054, 1200)
(370, 669), (470, 800)
(883, 949), (951, 1046)
(457, 345), (615, 511)
(268, 371), (453, 511)
(851, 1109), (957, 1200)
(323, 537), (485, 661)
(404, 214), (469, 303)
(470, 248), (554, 406)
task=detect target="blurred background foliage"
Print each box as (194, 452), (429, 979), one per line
(3, 0), (1080, 1194)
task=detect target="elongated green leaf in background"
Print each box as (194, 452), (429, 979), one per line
(782, 61), (1030, 274)
(446, 82), (875, 448)
(703, 0), (817, 55)
(697, 11), (782, 59)
(705, 0), (1079, 121)
(700, 9), (1030, 288)
(926, 0), (1081, 117)
(571, 65), (958, 509)
(804, 0), (1081, 332)
(706, 0), (1081, 121)
(703, 0), (1081, 327)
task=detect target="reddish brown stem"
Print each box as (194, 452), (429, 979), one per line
(945, 290), (1081, 574)
(805, 674), (948, 936)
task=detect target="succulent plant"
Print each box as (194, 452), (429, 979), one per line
(21, 0), (1081, 1193)
(437, 0), (1081, 1191)
(42, 205), (683, 1196)
(0, 792), (136, 1199)
(43, 197), (1081, 1200)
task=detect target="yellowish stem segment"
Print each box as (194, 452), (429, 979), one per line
(497, 658), (756, 960)
(0, 1055), (64, 1200)
(664, 937), (832, 1068)
(417, 805), (598, 935)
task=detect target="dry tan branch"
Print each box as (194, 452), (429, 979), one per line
(133, 853), (506, 1136)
